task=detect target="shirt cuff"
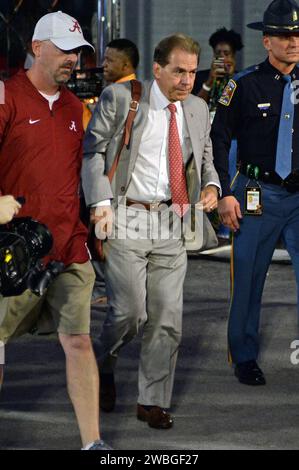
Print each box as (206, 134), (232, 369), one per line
(204, 182), (222, 198)
(90, 200), (111, 207)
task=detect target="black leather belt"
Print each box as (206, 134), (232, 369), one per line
(239, 162), (299, 193)
(126, 198), (172, 211)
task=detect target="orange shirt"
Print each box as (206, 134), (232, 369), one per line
(115, 73), (136, 83)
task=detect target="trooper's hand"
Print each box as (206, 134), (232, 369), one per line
(0, 195), (21, 224)
(90, 206), (114, 239)
(218, 195), (242, 231)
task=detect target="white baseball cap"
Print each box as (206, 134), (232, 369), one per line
(32, 11), (95, 52)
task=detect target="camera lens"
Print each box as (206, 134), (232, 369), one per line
(11, 218), (53, 259)
(26, 221), (53, 258)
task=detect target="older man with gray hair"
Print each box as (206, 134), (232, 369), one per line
(83, 33), (220, 429)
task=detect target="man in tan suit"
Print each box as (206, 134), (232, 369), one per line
(82, 33), (220, 429)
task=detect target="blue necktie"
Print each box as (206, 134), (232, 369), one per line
(275, 75), (294, 180)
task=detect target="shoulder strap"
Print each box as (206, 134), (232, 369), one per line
(233, 64), (259, 82)
(107, 79), (142, 183)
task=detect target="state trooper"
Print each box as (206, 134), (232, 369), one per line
(211, 0), (299, 385)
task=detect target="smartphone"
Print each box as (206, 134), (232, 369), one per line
(213, 57), (226, 74)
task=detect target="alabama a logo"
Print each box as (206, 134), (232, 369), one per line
(69, 20), (82, 34)
(69, 121), (77, 132)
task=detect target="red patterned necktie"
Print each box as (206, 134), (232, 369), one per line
(167, 103), (189, 217)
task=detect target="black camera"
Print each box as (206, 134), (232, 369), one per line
(67, 67), (103, 99)
(0, 217), (64, 297)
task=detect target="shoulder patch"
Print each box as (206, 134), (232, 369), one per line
(218, 79), (237, 107)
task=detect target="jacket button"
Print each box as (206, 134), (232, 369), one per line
(121, 186), (125, 192)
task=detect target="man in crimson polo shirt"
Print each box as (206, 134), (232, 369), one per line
(0, 11), (111, 451)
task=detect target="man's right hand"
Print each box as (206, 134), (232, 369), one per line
(90, 206), (114, 240)
(0, 195), (21, 224)
(218, 196), (242, 232)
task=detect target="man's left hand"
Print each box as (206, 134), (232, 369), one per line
(197, 186), (218, 213)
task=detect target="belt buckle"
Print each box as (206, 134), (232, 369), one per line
(150, 201), (160, 211)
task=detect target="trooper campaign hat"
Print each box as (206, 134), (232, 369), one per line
(247, 0), (299, 34)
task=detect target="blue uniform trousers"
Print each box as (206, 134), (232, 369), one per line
(229, 173), (299, 364)
(218, 140), (238, 239)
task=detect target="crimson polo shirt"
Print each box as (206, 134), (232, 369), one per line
(0, 69), (89, 266)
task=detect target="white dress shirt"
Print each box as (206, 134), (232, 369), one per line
(126, 80), (192, 202)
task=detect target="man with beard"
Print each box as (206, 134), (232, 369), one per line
(0, 11), (111, 450)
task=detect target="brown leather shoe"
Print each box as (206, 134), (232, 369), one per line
(100, 373), (116, 412)
(137, 404), (173, 429)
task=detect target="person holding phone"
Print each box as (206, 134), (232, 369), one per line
(192, 28), (243, 118)
(192, 28), (243, 243)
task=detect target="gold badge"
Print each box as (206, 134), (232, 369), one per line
(293, 11), (298, 21)
(218, 79), (237, 107)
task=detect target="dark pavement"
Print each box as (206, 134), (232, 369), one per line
(1, 253), (299, 450)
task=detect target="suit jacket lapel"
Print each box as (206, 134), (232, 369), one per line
(182, 97), (198, 163)
(182, 97), (202, 201)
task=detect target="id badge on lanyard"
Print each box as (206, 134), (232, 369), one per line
(244, 164), (263, 216)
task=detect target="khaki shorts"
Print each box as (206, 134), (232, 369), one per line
(0, 261), (95, 344)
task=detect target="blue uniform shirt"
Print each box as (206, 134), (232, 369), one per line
(211, 58), (299, 197)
